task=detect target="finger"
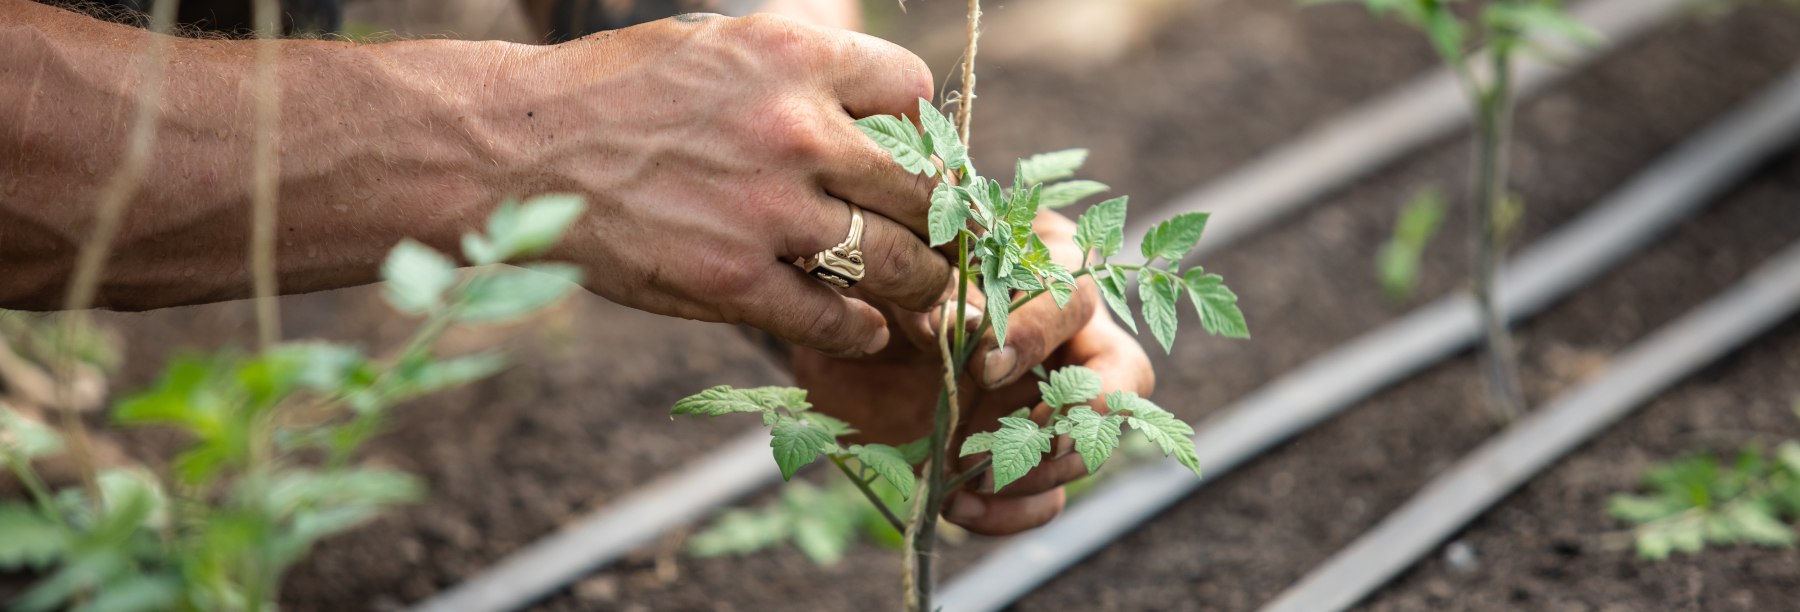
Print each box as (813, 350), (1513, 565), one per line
(787, 198), (952, 312)
(968, 275), (1099, 390)
(734, 263), (891, 358)
(1066, 314), (1157, 401)
(829, 30), (935, 119)
(819, 119), (939, 238)
(944, 488), (1066, 536)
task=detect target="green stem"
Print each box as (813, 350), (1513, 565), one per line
(3, 449), (65, 527)
(1471, 44), (1526, 422)
(946, 457), (991, 491)
(830, 454), (906, 534)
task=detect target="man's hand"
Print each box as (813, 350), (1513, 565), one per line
(492, 14), (948, 357)
(793, 212), (1156, 535)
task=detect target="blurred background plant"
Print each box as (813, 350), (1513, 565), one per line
(0, 195), (587, 611)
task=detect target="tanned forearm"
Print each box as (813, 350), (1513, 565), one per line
(0, 0), (527, 310)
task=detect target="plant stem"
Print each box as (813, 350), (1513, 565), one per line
(1471, 45), (1526, 422)
(946, 457), (991, 491)
(249, 0), (283, 351)
(830, 455), (906, 534)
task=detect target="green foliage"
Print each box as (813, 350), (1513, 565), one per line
(0, 195), (588, 610)
(689, 473), (911, 566)
(1377, 186), (1448, 302)
(1610, 440), (1800, 560)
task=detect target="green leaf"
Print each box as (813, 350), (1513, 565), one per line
(1485, 2), (1601, 46)
(928, 183), (968, 247)
(1005, 182), (1043, 227)
(960, 432), (997, 457)
(1040, 365), (1103, 409)
(896, 437), (931, 465)
(1378, 187), (1447, 302)
(785, 483), (860, 566)
(689, 508), (791, 558)
(1139, 270), (1182, 354)
(1776, 441), (1800, 476)
(382, 239), (458, 315)
(917, 99), (967, 173)
(770, 415), (835, 481)
(1725, 502), (1796, 547)
(1018, 149), (1088, 185)
(1608, 494), (1688, 524)
(1114, 391), (1202, 478)
(1139, 212), (1211, 263)
(485, 194), (588, 263)
(849, 444), (916, 499)
(0, 504), (66, 569)
(1096, 268), (1138, 334)
(1038, 180), (1110, 209)
(989, 416), (1054, 492)
(0, 408), (64, 465)
(854, 115), (936, 177)
(986, 276), (1012, 349)
(1183, 269), (1251, 339)
(457, 263), (584, 323)
(1065, 407), (1125, 474)
(1075, 197), (1128, 261)
(672, 385), (803, 419)
(390, 351), (506, 402)
(802, 412), (857, 438)
(82, 574), (180, 612)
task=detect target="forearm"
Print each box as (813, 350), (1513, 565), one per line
(0, 0), (527, 310)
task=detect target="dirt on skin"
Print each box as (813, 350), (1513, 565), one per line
(4, 1), (1798, 611)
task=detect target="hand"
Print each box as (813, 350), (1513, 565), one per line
(793, 212), (1156, 535)
(490, 14), (947, 357)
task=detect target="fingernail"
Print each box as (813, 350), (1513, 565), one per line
(864, 326), (890, 355)
(948, 494), (986, 522)
(982, 347), (1018, 389)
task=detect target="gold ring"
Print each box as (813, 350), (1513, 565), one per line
(802, 205), (866, 288)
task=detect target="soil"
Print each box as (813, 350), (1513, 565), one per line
(7, 1), (1798, 611)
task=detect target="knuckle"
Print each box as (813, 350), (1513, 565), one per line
(737, 13), (821, 62)
(752, 98), (828, 160)
(697, 254), (761, 303)
(800, 301), (853, 349)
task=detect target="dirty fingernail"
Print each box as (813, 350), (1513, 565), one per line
(864, 326), (890, 355)
(982, 347), (1018, 388)
(948, 494), (986, 522)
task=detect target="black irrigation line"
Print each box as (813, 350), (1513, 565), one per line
(1264, 238), (1800, 612)
(937, 63), (1800, 612)
(414, 1), (1682, 609)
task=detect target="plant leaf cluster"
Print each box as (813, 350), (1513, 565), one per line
(0, 194), (588, 610)
(1610, 439), (1800, 560)
(1304, 0), (1599, 65)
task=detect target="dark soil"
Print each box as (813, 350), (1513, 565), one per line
(11, 1), (1798, 611)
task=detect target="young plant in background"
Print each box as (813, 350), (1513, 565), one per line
(0, 196), (588, 611)
(671, 3), (1249, 608)
(1307, 0), (1599, 420)
(1376, 186), (1449, 302)
(1609, 435), (1800, 560)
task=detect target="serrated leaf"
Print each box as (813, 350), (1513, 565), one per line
(1075, 196), (1128, 262)
(1005, 183), (1042, 226)
(391, 351), (506, 402)
(1608, 494), (1687, 524)
(1139, 270), (1181, 354)
(1726, 502), (1795, 547)
(989, 417), (1054, 492)
(850, 444), (916, 499)
(928, 183), (967, 247)
(1183, 269), (1250, 339)
(802, 412), (856, 438)
(1140, 212), (1211, 263)
(1018, 149), (1088, 185)
(918, 99), (967, 173)
(381, 240), (458, 314)
(672, 386), (776, 418)
(1038, 180), (1110, 209)
(770, 416), (834, 480)
(1039, 365), (1103, 409)
(1114, 391), (1202, 478)
(896, 437), (931, 465)
(960, 432), (997, 457)
(785, 483), (860, 566)
(854, 115), (936, 177)
(986, 277), (1012, 349)
(1065, 407), (1124, 474)
(1096, 269), (1137, 334)
(457, 263), (583, 322)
